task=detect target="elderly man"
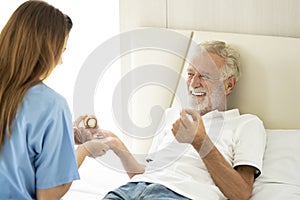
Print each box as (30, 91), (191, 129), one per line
(80, 41), (266, 200)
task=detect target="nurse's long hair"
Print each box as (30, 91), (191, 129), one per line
(0, 0), (73, 150)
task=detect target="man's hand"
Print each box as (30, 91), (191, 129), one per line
(83, 139), (110, 158)
(171, 109), (206, 148)
(99, 130), (128, 156)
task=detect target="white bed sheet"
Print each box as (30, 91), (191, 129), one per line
(62, 152), (129, 200)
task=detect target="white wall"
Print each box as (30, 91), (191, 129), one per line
(0, 1), (120, 132)
(120, 0), (300, 38)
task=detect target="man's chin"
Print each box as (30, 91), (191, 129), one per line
(187, 104), (208, 115)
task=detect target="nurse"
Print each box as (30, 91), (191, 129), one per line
(0, 1), (108, 199)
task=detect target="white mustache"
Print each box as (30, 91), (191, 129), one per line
(189, 86), (206, 96)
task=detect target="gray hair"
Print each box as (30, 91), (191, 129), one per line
(200, 40), (241, 81)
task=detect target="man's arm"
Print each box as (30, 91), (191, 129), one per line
(194, 136), (255, 200)
(101, 130), (145, 178)
(172, 109), (256, 200)
(73, 116), (145, 178)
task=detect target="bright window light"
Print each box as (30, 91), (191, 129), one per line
(0, 1), (120, 131)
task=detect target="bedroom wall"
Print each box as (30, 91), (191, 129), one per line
(120, 0), (300, 37)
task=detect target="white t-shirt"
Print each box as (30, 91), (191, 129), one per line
(131, 108), (266, 200)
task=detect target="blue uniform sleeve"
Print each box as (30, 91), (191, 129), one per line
(32, 97), (80, 189)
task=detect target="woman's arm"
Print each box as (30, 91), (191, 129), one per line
(36, 183), (72, 200)
(36, 145), (90, 199)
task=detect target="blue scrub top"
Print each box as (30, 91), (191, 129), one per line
(0, 83), (80, 199)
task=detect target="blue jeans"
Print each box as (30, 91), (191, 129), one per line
(102, 182), (191, 200)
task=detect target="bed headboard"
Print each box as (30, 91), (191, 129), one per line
(172, 30), (300, 129)
(122, 28), (300, 154)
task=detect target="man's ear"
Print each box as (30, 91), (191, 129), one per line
(224, 76), (236, 96)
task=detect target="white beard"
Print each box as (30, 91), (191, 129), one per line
(188, 81), (226, 115)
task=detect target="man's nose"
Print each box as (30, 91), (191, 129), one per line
(190, 75), (202, 88)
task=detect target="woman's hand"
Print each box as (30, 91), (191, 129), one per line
(73, 115), (102, 144)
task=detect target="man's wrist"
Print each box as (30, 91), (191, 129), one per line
(198, 137), (215, 159)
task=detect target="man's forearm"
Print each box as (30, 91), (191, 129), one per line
(112, 139), (145, 178)
(117, 149), (145, 178)
(194, 137), (254, 200)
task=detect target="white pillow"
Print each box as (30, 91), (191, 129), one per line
(251, 129), (300, 200)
